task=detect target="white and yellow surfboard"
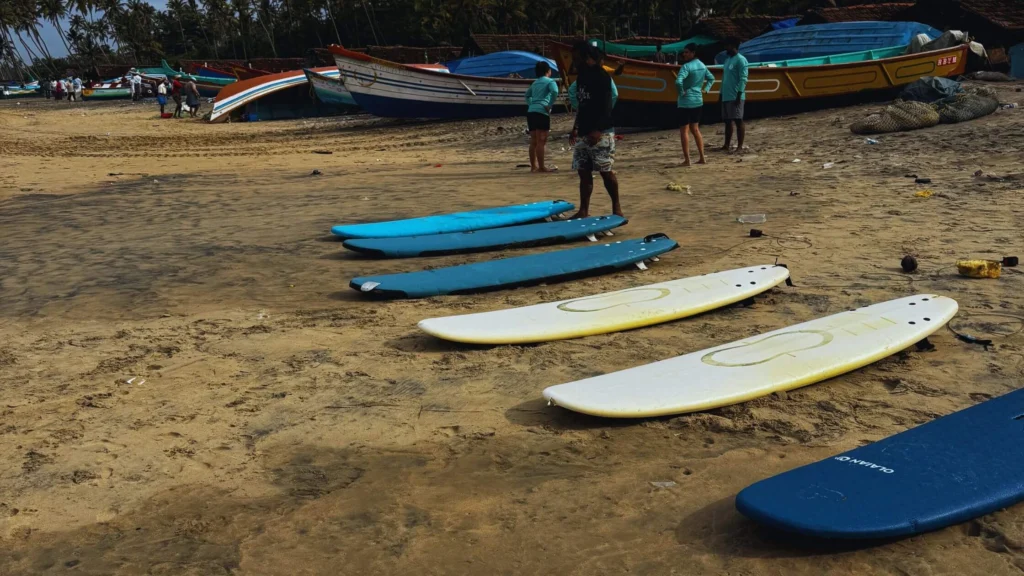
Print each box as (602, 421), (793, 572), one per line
(417, 265), (790, 344)
(542, 294), (959, 418)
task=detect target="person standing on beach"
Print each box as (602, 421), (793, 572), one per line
(569, 42), (623, 219)
(525, 60), (559, 173)
(171, 75), (183, 118)
(653, 42), (667, 64)
(185, 79), (200, 118)
(131, 72), (142, 101)
(157, 80), (168, 114)
(675, 43), (714, 166)
(720, 37), (749, 152)
(72, 76), (82, 101)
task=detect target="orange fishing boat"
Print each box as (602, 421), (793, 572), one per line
(549, 41), (969, 125)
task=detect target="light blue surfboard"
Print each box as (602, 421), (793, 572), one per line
(737, 387), (1024, 539)
(343, 215), (627, 258)
(331, 200), (574, 239)
(350, 234), (678, 298)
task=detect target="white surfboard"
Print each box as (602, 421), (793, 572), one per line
(543, 294), (959, 418)
(418, 265), (791, 344)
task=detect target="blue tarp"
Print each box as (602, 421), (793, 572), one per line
(1011, 43), (1024, 80)
(716, 21), (943, 64)
(446, 51), (559, 78)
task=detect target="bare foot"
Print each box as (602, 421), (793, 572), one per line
(697, 158), (707, 164)
(613, 209), (626, 219)
(566, 211), (589, 220)
(680, 160), (691, 167)
(718, 146), (730, 152)
(538, 166), (558, 173)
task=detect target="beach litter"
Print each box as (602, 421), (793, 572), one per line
(737, 214), (766, 224)
(310, 169), (322, 176)
(915, 177), (932, 184)
(915, 189), (934, 198)
(823, 162), (835, 169)
(649, 481), (677, 489)
(665, 182), (691, 194)
(957, 259), (1002, 279)
(901, 256), (919, 273)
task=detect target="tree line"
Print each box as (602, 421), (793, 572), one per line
(1, 0), (832, 80)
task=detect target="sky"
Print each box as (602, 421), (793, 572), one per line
(15, 0), (168, 60)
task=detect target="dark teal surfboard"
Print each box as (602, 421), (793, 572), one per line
(343, 215), (627, 258)
(737, 388), (1024, 539)
(350, 234), (678, 298)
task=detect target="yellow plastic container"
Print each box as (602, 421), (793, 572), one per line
(956, 259), (1002, 279)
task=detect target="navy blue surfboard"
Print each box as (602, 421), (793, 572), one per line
(351, 234), (678, 298)
(736, 388), (1024, 539)
(343, 215), (627, 258)
(331, 200), (573, 239)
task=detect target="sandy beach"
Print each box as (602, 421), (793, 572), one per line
(1, 88), (1023, 574)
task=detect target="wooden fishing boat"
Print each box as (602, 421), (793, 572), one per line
(329, 44), (534, 119)
(81, 86), (132, 100)
(303, 69), (357, 107)
(549, 41), (969, 126)
(1, 82), (40, 98)
(210, 66), (345, 123)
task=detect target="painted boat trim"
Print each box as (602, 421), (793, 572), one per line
(549, 41), (969, 105)
(209, 66), (341, 123)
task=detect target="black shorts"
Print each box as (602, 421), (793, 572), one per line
(527, 112), (550, 132)
(677, 106), (702, 126)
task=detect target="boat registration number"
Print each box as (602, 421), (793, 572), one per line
(937, 55), (958, 66)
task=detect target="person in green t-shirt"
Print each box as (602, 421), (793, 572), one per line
(719, 37), (749, 152)
(524, 61), (560, 172)
(674, 43), (715, 166)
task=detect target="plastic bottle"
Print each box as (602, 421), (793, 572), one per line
(737, 214), (766, 224)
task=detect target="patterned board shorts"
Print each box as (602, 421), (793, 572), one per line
(572, 131), (616, 172)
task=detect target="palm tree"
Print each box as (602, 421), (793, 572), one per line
(38, 0), (73, 56)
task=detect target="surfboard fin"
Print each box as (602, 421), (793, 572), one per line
(586, 234), (598, 242)
(636, 261), (648, 270)
(360, 281), (381, 292)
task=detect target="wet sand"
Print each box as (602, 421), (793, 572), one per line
(1, 89), (1024, 575)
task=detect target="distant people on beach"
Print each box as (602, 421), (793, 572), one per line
(157, 80), (168, 114)
(72, 76), (82, 101)
(130, 71), (143, 101)
(185, 79), (200, 117)
(53, 78), (63, 100)
(171, 75), (183, 118)
(525, 60), (559, 173)
(653, 42), (667, 64)
(720, 37), (749, 153)
(569, 41), (623, 219)
(675, 43), (714, 166)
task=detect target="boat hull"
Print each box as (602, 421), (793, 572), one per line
(330, 45), (534, 119)
(550, 42), (968, 126)
(210, 66), (347, 122)
(304, 69), (357, 107)
(81, 87), (132, 100)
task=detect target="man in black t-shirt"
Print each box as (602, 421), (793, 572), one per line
(569, 42), (623, 219)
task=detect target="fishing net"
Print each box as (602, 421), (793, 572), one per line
(963, 84), (998, 99)
(935, 94), (999, 124)
(850, 100), (940, 134)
